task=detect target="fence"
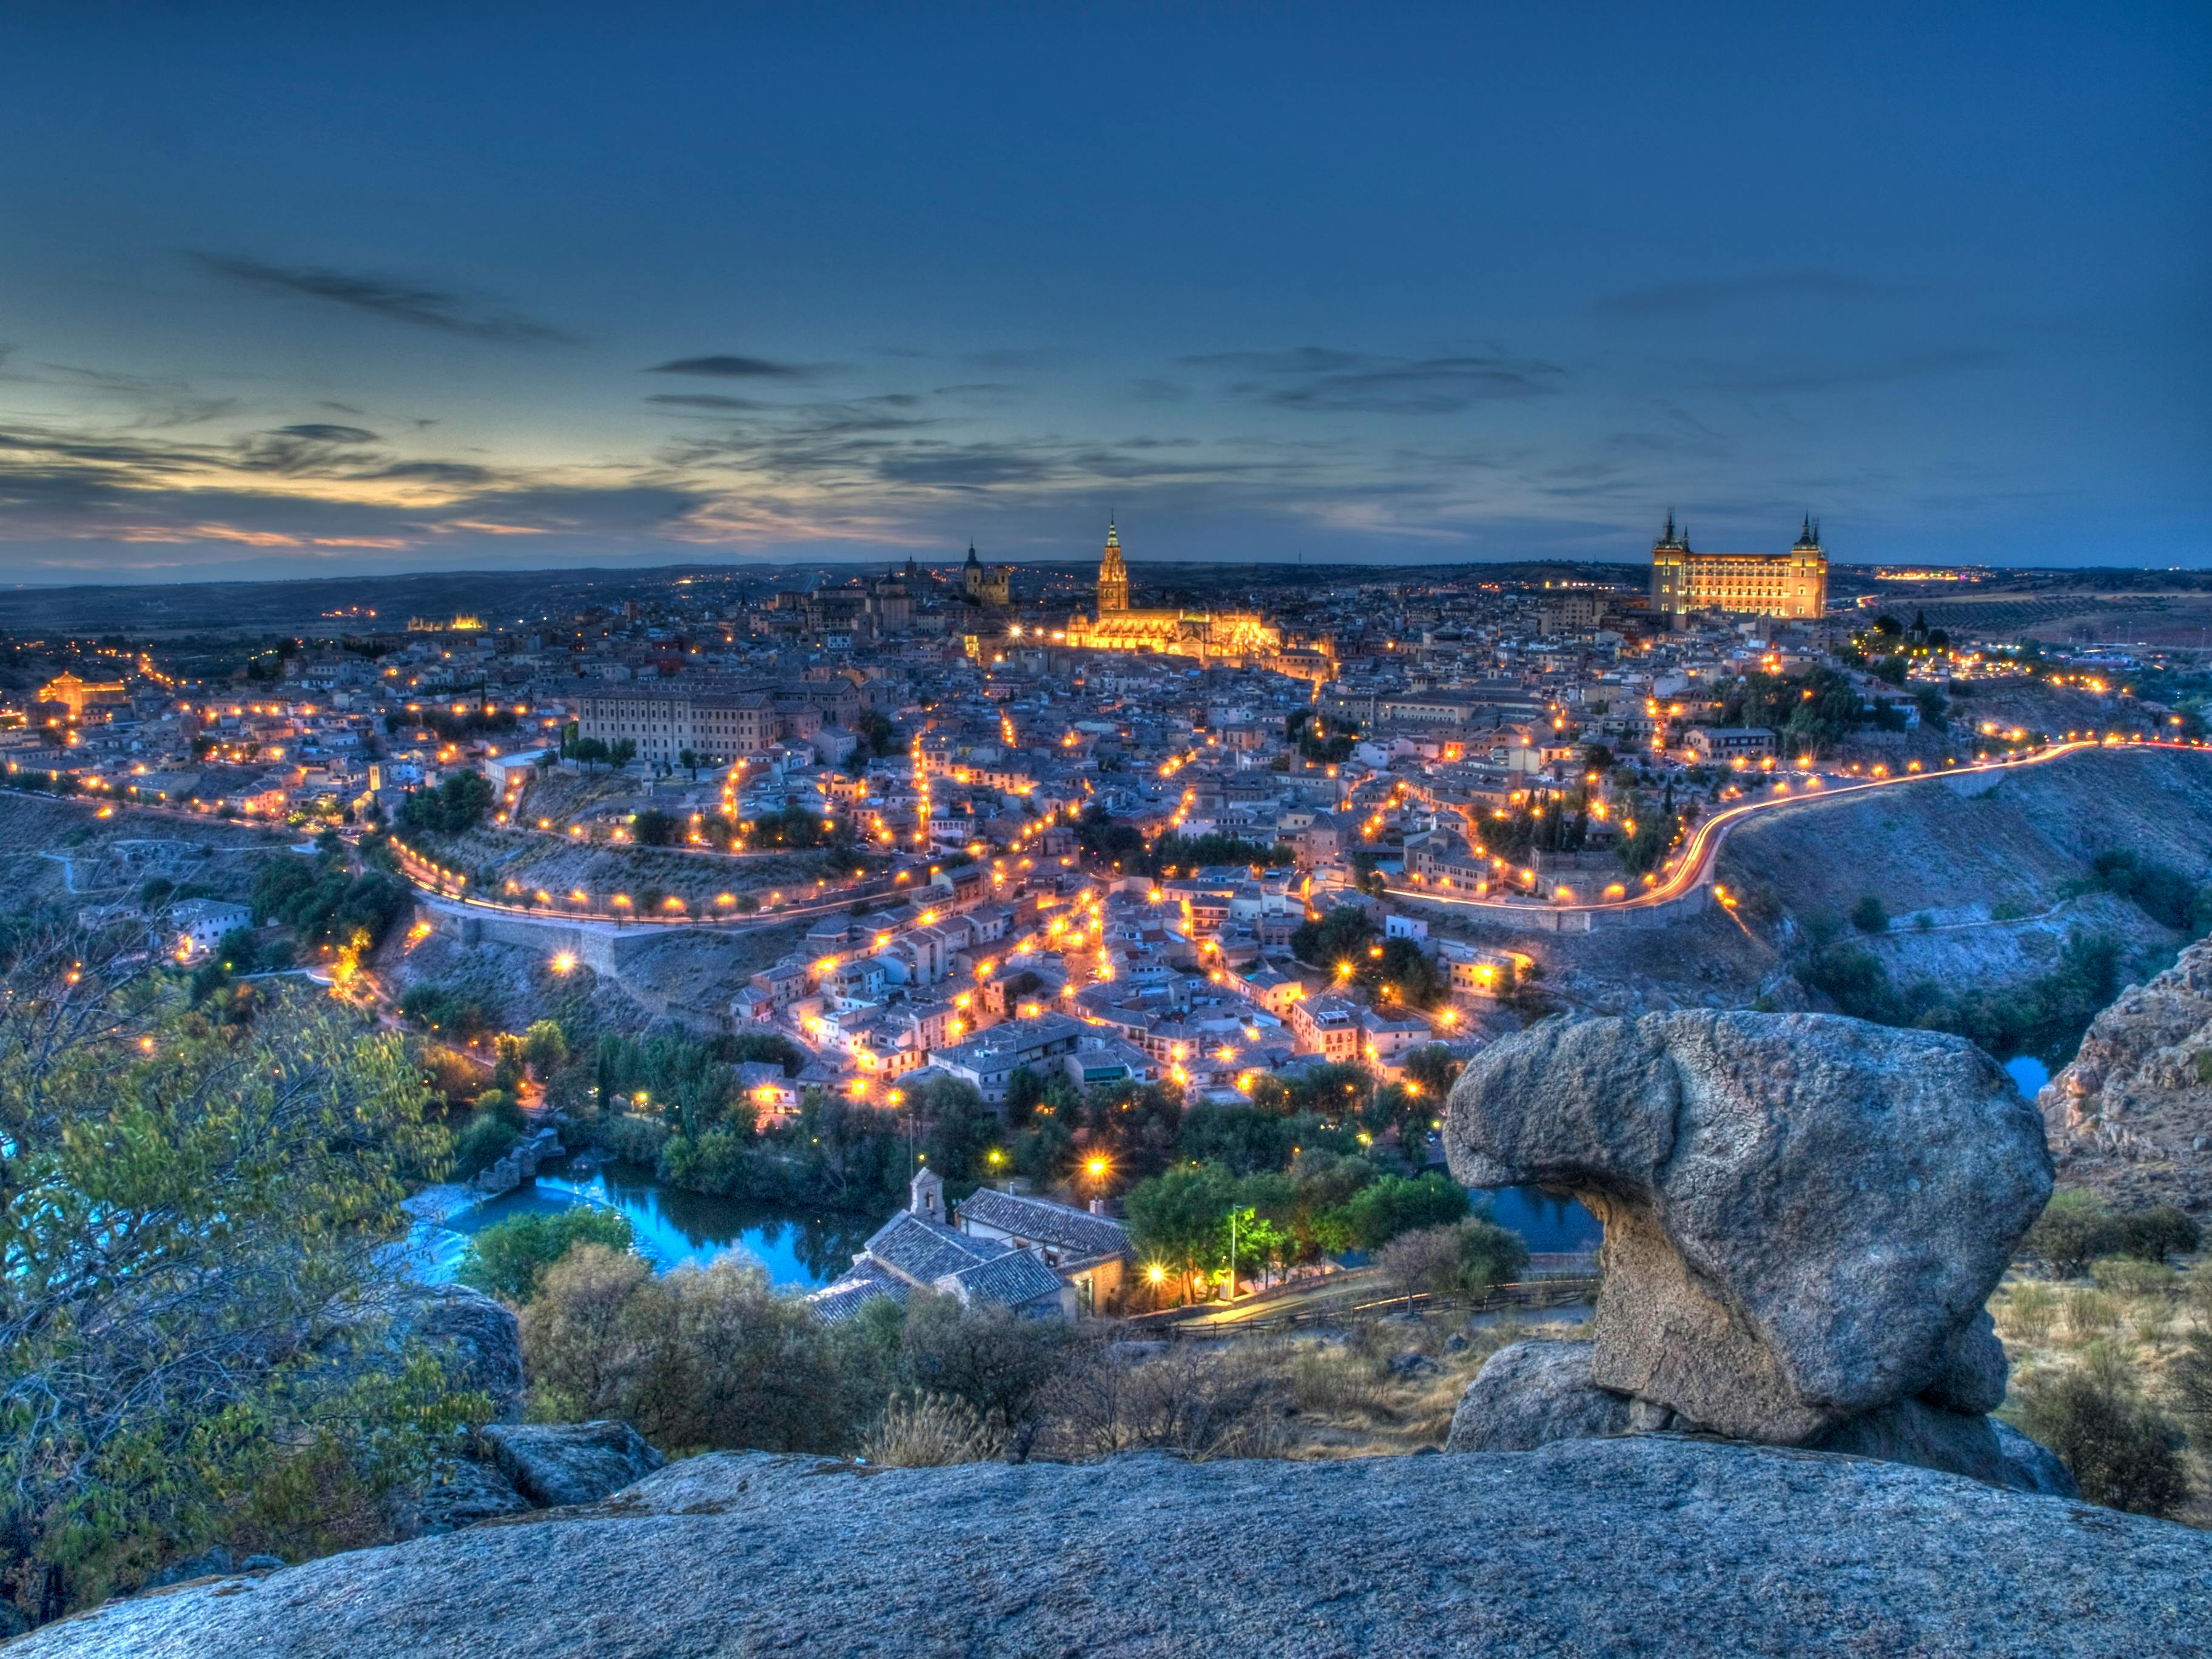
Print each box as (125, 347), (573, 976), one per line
(1151, 1276), (1599, 1341)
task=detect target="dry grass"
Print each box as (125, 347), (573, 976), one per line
(861, 1392), (1008, 1467)
(1991, 1256), (2212, 1524)
(1072, 1312), (1592, 1462)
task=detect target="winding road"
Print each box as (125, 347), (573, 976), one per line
(1384, 737), (2210, 919)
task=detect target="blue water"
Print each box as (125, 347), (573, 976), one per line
(2004, 1055), (2049, 1098)
(434, 1164), (880, 1289)
(1478, 1184), (1602, 1253)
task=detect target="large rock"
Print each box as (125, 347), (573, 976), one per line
(383, 1284), (526, 1423)
(2041, 934), (2212, 1210)
(479, 1421), (664, 1509)
(1444, 1339), (1629, 1452)
(391, 1456), (534, 1539)
(22, 1441), (2205, 1658)
(1443, 1011), (2049, 1443)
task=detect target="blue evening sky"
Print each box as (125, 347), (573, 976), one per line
(0, 3), (2205, 581)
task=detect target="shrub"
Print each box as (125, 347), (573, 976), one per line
(449, 1112), (521, 1179)
(2000, 1281), (2057, 1346)
(2065, 1288), (2118, 1339)
(2170, 1326), (2212, 1446)
(896, 1295), (1079, 1424)
(861, 1392), (1006, 1467)
(1850, 894), (1889, 934)
(2115, 1205), (2202, 1264)
(593, 1113), (672, 1168)
(459, 1206), (636, 1303)
(2025, 1188), (2119, 1276)
(520, 1247), (873, 1454)
(2011, 1366), (2189, 1517)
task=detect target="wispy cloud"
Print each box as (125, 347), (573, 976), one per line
(190, 253), (574, 344)
(1698, 348), (2000, 392)
(1185, 347), (1565, 412)
(647, 355), (817, 380)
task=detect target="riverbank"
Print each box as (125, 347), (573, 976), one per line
(403, 1162), (886, 1290)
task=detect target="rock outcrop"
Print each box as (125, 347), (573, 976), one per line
(479, 1421), (664, 1509)
(1445, 1339), (1630, 1452)
(1442, 1011), (2050, 1473)
(1447, 1338), (2077, 1498)
(2040, 934), (2212, 1210)
(24, 1441), (2205, 1658)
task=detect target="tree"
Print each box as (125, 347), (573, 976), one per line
(1851, 894), (1889, 935)
(459, 1207), (636, 1303)
(678, 748), (700, 780)
(1125, 1163), (1241, 1292)
(609, 738), (637, 769)
(398, 770), (495, 834)
(519, 1019), (570, 1072)
(1337, 1171), (1471, 1249)
(0, 932), (480, 1621)
(631, 809), (680, 847)
(1291, 904), (1377, 971)
(1377, 1224), (1463, 1310)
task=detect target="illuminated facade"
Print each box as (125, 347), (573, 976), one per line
(37, 672), (128, 721)
(1650, 514), (1827, 626)
(1065, 520), (1313, 671)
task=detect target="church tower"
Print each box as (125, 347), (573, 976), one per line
(1097, 519), (1130, 613)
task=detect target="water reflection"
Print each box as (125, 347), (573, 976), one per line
(436, 1162), (881, 1288)
(2003, 1055), (2049, 1098)
(1478, 1184), (1602, 1253)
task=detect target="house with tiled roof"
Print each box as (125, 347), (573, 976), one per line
(955, 1187), (1132, 1316)
(805, 1170), (1075, 1324)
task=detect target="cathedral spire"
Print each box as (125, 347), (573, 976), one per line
(1097, 516), (1129, 613)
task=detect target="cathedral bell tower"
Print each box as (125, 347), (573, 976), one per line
(1097, 519), (1129, 613)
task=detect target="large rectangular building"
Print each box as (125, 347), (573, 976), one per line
(1650, 514), (1827, 627)
(576, 675), (861, 764)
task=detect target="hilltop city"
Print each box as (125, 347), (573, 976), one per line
(7, 520), (2205, 1162)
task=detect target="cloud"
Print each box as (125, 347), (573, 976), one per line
(190, 253), (573, 344)
(645, 393), (772, 412)
(1185, 347), (1565, 412)
(1594, 271), (1892, 320)
(647, 355), (816, 380)
(277, 423), (380, 443)
(1698, 348), (2000, 392)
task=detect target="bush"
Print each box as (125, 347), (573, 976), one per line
(1851, 894), (1889, 935)
(593, 1113), (673, 1168)
(2024, 1188), (2120, 1276)
(2011, 1366), (2190, 1517)
(895, 1295), (1080, 1424)
(2024, 1189), (2200, 1274)
(458, 1206), (636, 1303)
(520, 1247), (874, 1453)
(861, 1392), (1006, 1467)
(2170, 1326), (2212, 1446)
(2115, 1204), (2202, 1263)
(449, 1112), (521, 1179)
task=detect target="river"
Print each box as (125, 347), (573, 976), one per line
(413, 1161), (879, 1289)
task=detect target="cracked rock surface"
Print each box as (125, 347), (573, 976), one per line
(20, 1441), (2207, 1658)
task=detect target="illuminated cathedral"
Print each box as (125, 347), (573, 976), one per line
(1063, 520), (1330, 677)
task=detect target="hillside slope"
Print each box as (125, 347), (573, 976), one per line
(1718, 748), (2212, 991)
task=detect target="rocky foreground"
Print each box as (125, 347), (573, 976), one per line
(2043, 934), (2212, 1211)
(21, 1439), (2212, 1659)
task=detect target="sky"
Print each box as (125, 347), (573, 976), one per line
(0, 3), (2206, 583)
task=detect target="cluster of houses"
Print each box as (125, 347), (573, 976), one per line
(808, 1168), (1134, 1322)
